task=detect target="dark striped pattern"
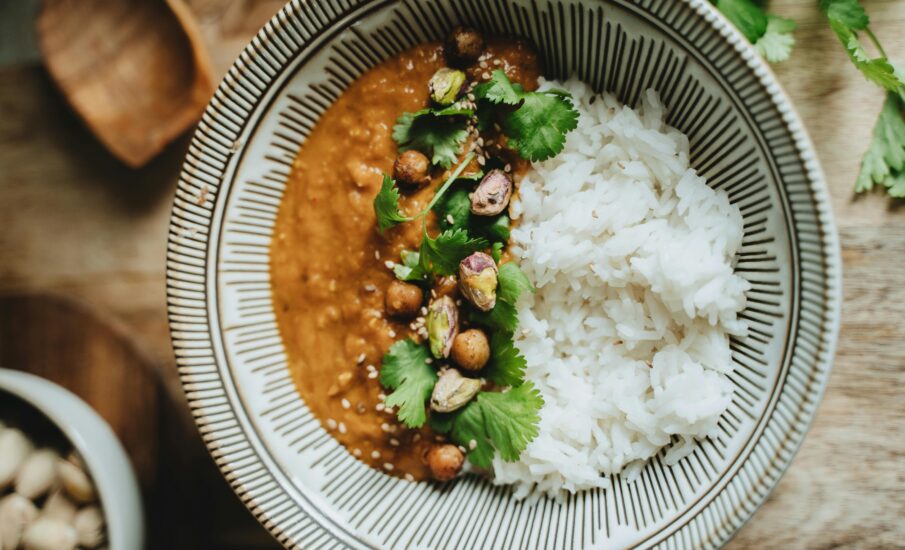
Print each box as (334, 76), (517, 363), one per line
(166, 0), (841, 548)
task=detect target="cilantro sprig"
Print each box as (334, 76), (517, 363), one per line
(451, 383), (544, 469)
(379, 339), (437, 428)
(714, 0), (796, 63)
(474, 70), (579, 162)
(393, 107), (472, 169)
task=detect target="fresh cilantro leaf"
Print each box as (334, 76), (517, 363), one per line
(469, 300), (519, 333)
(755, 15), (796, 63)
(451, 400), (495, 469)
(469, 262), (534, 333)
(716, 0), (768, 43)
(393, 109), (469, 168)
(856, 93), (905, 193)
(419, 228), (488, 276)
(373, 175), (411, 233)
(434, 187), (472, 231)
(886, 170), (905, 198)
(820, 0), (869, 30)
(474, 70), (525, 105)
(504, 92), (579, 162)
(379, 339), (436, 428)
(393, 249), (426, 282)
(827, 18), (904, 96)
(490, 242), (504, 263)
(451, 383), (544, 467)
(429, 412), (455, 434)
(475, 70), (579, 162)
(483, 332), (527, 387)
(497, 263), (536, 304)
(473, 214), (511, 243)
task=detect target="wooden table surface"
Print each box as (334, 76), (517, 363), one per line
(0, 0), (902, 548)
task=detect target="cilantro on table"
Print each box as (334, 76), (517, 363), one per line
(714, 0), (796, 63)
(379, 339), (436, 428)
(393, 107), (472, 169)
(474, 70), (579, 162)
(855, 93), (905, 196)
(450, 383), (544, 469)
(373, 175), (411, 233)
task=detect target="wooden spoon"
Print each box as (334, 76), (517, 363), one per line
(36, 0), (215, 168)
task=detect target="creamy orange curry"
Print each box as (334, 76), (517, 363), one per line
(271, 36), (540, 480)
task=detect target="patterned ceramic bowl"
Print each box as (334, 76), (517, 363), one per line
(167, 0), (842, 548)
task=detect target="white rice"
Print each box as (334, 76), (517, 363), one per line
(493, 79), (750, 498)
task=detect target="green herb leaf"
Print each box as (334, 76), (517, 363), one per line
(819, 0), (869, 30)
(393, 109), (470, 168)
(716, 0), (768, 43)
(451, 383), (543, 467)
(379, 339), (437, 428)
(434, 187), (472, 231)
(490, 242), (504, 263)
(856, 93), (905, 194)
(394, 250), (427, 282)
(829, 20), (904, 94)
(497, 263), (536, 304)
(428, 412), (455, 434)
(473, 214), (511, 243)
(474, 71), (525, 105)
(373, 175), (411, 233)
(504, 91), (579, 162)
(419, 228), (489, 276)
(755, 15), (796, 63)
(475, 70), (579, 162)
(483, 332), (527, 387)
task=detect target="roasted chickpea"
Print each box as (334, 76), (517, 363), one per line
(444, 27), (485, 66)
(393, 150), (431, 187)
(451, 329), (490, 371)
(426, 444), (465, 481)
(385, 280), (423, 317)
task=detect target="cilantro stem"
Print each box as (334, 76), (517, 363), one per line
(420, 152), (476, 218)
(864, 28), (889, 59)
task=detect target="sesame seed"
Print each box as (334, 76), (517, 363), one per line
(425, 358), (433, 365)
(385, 260), (396, 269)
(413, 433), (422, 442)
(467, 93), (476, 102)
(504, 164), (512, 172)
(363, 284), (376, 293)
(383, 463), (395, 471)
(368, 371), (378, 379)
(430, 289), (437, 298)
(341, 398), (351, 410)
(481, 72), (490, 80)
(469, 439), (477, 450)
(371, 450), (381, 459)
(353, 448), (362, 457)
(420, 307), (428, 315)
(366, 364), (376, 371)
(434, 435), (446, 442)
(405, 473), (415, 482)
(376, 403), (385, 411)
(388, 329), (397, 338)
(375, 250), (381, 260)
(378, 393), (386, 400)
(326, 418), (337, 430)
(446, 214), (455, 225)
(357, 403), (366, 414)
(357, 353), (367, 364)
(458, 445), (467, 454)
(476, 137), (484, 146)
(389, 438), (400, 446)
(338, 422), (347, 434)
(477, 156), (486, 166)
(479, 60), (488, 69)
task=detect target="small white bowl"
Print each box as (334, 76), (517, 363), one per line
(0, 369), (144, 550)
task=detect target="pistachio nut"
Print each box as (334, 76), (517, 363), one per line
(470, 169), (513, 216)
(429, 68), (466, 106)
(426, 295), (459, 358)
(430, 369), (482, 413)
(458, 252), (498, 311)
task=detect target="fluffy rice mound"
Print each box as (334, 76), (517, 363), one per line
(494, 79), (750, 498)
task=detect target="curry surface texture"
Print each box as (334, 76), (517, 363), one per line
(271, 40), (540, 480)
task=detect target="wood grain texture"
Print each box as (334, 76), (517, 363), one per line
(36, 0), (215, 167)
(0, 0), (902, 548)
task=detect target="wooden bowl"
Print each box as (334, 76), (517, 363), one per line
(36, 0), (215, 167)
